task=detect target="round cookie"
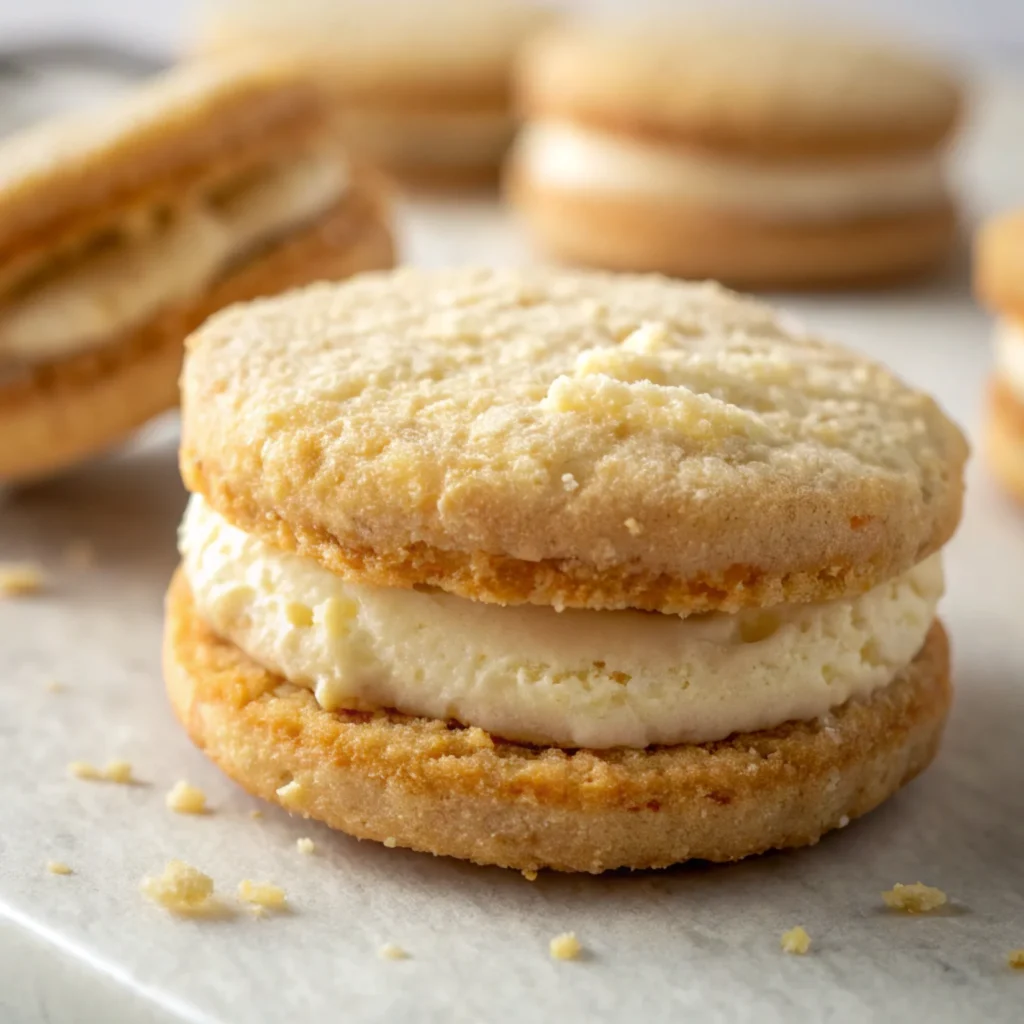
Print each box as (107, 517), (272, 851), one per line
(194, 0), (554, 189)
(181, 268), (967, 616)
(508, 24), (963, 288)
(166, 571), (950, 873)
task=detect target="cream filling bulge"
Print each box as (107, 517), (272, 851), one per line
(515, 120), (947, 219)
(180, 497), (942, 750)
(994, 317), (1024, 405)
(0, 146), (349, 363)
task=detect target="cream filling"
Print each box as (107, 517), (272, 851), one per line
(0, 146), (349, 363)
(515, 120), (947, 219)
(994, 317), (1024, 405)
(180, 497), (942, 750)
(337, 107), (515, 168)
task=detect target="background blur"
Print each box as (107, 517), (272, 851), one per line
(0, 0), (1021, 61)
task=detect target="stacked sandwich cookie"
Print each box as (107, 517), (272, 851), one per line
(167, 268), (966, 873)
(0, 56), (393, 484)
(975, 211), (1024, 502)
(194, 0), (553, 189)
(508, 24), (962, 288)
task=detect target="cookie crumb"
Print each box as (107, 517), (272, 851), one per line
(165, 780), (207, 814)
(378, 943), (409, 960)
(882, 882), (947, 914)
(103, 760), (134, 784)
(141, 861), (214, 914)
(383, 836), (397, 849)
(296, 837), (315, 855)
(0, 563), (44, 597)
(250, 809), (263, 820)
(549, 932), (582, 961)
(47, 860), (72, 875)
(237, 880), (287, 910)
(781, 926), (811, 954)
(1008, 949), (1024, 970)
(624, 517), (643, 536)
(561, 472), (579, 492)
(838, 815), (850, 828)
(522, 869), (538, 882)
(68, 760), (102, 780)
(45, 679), (64, 693)
(64, 540), (96, 569)
(276, 780), (305, 808)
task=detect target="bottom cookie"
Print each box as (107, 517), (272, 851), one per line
(0, 182), (393, 484)
(987, 377), (1024, 503)
(164, 570), (951, 873)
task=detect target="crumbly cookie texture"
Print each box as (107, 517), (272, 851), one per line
(141, 861), (215, 914)
(296, 837), (315, 854)
(237, 880), (287, 909)
(518, 25), (961, 158)
(182, 268), (966, 615)
(46, 861), (72, 875)
(378, 943), (409, 960)
(781, 926), (811, 954)
(881, 882), (947, 913)
(165, 572), (951, 872)
(549, 932), (582, 960)
(166, 780), (208, 814)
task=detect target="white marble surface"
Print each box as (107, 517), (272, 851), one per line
(1, 73), (1024, 1024)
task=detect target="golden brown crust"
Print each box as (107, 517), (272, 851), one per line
(0, 184), (394, 484)
(986, 377), (1024, 503)
(975, 210), (1024, 316)
(507, 172), (958, 290)
(165, 570), (951, 872)
(517, 26), (962, 160)
(0, 56), (327, 268)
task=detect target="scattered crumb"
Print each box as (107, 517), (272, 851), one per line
(103, 760), (134, 784)
(1009, 949), (1024, 970)
(781, 926), (811, 955)
(46, 861), (72, 876)
(522, 869), (538, 882)
(0, 563), (44, 597)
(237, 880), (287, 910)
(276, 780), (305, 808)
(561, 472), (579, 492)
(624, 517), (643, 536)
(882, 882), (947, 914)
(549, 932), (582, 961)
(296, 838), (315, 855)
(68, 760), (102, 781)
(64, 539), (96, 569)
(165, 780), (207, 814)
(838, 815), (850, 828)
(141, 861), (215, 914)
(250, 810), (263, 820)
(45, 680), (64, 693)
(383, 836), (397, 849)
(378, 943), (409, 961)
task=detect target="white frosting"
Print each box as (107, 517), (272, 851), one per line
(994, 317), (1024, 405)
(180, 497), (942, 750)
(0, 147), (348, 363)
(514, 120), (948, 219)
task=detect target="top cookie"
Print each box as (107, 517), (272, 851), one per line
(518, 23), (962, 158)
(196, 0), (554, 101)
(0, 55), (323, 267)
(181, 268), (966, 615)
(975, 211), (1024, 316)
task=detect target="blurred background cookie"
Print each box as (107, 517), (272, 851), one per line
(508, 21), (963, 289)
(194, 0), (554, 191)
(0, 55), (393, 485)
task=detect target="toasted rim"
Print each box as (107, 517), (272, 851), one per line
(165, 569), (951, 873)
(974, 210), (1024, 317)
(987, 377), (1024, 504)
(0, 183), (394, 484)
(507, 171), (959, 290)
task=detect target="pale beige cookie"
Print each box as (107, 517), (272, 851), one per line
(0, 56), (394, 484)
(509, 23), (961, 286)
(975, 210), (1024, 317)
(165, 571), (951, 873)
(181, 268), (966, 615)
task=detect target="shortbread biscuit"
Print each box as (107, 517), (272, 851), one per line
(0, 56), (393, 484)
(181, 269), (966, 615)
(509, 24), (962, 287)
(166, 572), (950, 873)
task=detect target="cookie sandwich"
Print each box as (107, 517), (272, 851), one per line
(975, 211), (1024, 501)
(508, 24), (962, 288)
(194, 0), (553, 189)
(168, 268), (966, 873)
(0, 56), (393, 484)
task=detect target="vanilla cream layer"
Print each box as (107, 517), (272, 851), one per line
(0, 147), (348, 363)
(338, 108), (514, 168)
(180, 497), (942, 750)
(994, 317), (1024, 405)
(515, 120), (947, 219)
